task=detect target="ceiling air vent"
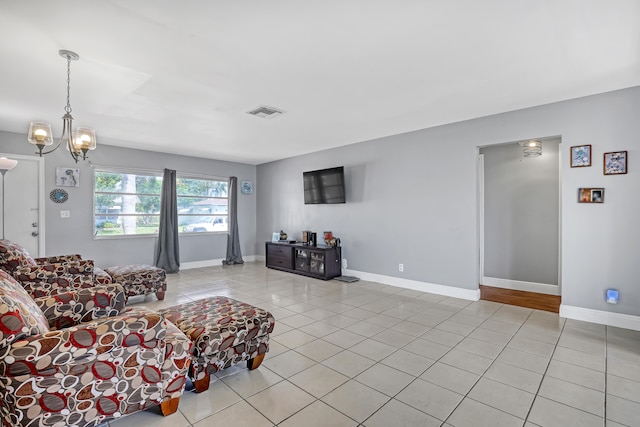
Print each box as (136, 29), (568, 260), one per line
(247, 105), (285, 119)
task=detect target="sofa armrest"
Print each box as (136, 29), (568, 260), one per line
(0, 307), (168, 377)
(13, 260), (96, 297)
(13, 259), (95, 278)
(34, 254), (83, 264)
(35, 284), (127, 330)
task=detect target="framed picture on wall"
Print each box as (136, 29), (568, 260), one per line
(55, 167), (80, 187)
(604, 151), (627, 175)
(578, 187), (604, 203)
(570, 145), (591, 167)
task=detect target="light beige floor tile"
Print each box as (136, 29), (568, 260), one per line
(484, 362), (543, 394)
(447, 397), (524, 427)
(321, 380), (389, 423)
(220, 366), (284, 398)
(435, 320), (476, 336)
(508, 336), (555, 358)
(191, 400), (274, 427)
(551, 346), (604, 372)
(179, 379), (243, 423)
(478, 319), (520, 335)
(342, 307), (378, 321)
(322, 350), (377, 377)
(467, 327), (513, 346)
(246, 380), (315, 425)
(546, 359), (604, 391)
(354, 363), (415, 396)
(323, 329), (368, 348)
(294, 339), (343, 362)
(468, 377), (535, 419)
(263, 349), (316, 378)
(363, 398), (441, 427)
(395, 378), (463, 421)
(349, 339), (398, 361)
(607, 375), (640, 404)
(538, 376), (604, 417)
(366, 313), (403, 328)
(496, 347), (550, 374)
(439, 348), (493, 375)
(514, 326), (561, 345)
(288, 364), (349, 398)
(298, 320), (342, 338)
(371, 328), (415, 348)
(607, 395), (640, 426)
(455, 337), (503, 359)
(403, 337), (452, 360)
(279, 400), (358, 427)
(279, 313), (317, 328)
(344, 320), (387, 337)
(421, 362), (480, 395)
(109, 406), (190, 427)
(380, 349), (436, 376)
(608, 358), (640, 382)
(390, 320), (433, 337)
(528, 396), (603, 427)
(271, 329), (317, 348)
(421, 328), (465, 347)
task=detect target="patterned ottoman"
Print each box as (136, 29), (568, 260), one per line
(103, 264), (167, 300)
(157, 296), (276, 392)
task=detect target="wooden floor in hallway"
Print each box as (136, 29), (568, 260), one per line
(479, 285), (561, 313)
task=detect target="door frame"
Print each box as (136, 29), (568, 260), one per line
(476, 139), (562, 296)
(0, 153), (45, 257)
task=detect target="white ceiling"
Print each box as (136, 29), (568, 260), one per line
(0, 1), (638, 165)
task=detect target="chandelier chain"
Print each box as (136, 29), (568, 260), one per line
(65, 56), (72, 114)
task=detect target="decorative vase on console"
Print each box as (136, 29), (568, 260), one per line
(279, 230), (288, 241)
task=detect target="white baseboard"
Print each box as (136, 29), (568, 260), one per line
(343, 269), (480, 301)
(181, 255), (257, 270)
(482, 276), (561, 296)
(560, 304), (640, 331)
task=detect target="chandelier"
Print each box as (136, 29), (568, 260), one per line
(520, 140), (542, 158)
(27, 50), (96, 163)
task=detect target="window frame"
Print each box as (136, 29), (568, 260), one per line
(93, 167), (229, 239)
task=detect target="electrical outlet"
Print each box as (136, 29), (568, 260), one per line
(60, 210), (71, 218)
(342, 258), (348, 269)
(399, 263), (404, 272)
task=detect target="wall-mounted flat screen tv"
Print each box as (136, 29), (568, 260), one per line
(303, 166), (346, 204)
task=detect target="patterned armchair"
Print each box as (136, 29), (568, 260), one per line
(0, 270), (192, 426)
(0, 239), (113, 298)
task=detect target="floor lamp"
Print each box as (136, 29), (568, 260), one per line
(0, 157), (18, 240)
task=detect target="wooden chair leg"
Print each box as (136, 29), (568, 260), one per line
(160, 397), (180, 416)
(156, 291), (165, 300)
(193, 372), (211, 393)
(247, 353), (265, 370)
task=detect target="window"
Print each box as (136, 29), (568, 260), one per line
(94, 168), (228, 237)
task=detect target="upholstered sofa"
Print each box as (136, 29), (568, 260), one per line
(0, 270), (192, 426)
(0, 240), (166, 300)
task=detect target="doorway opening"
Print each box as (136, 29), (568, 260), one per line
(477, 137), (561, 312)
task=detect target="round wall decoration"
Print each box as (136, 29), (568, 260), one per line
(50, 188), (69, 203)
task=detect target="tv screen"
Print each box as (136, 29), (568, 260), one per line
(303, 166), (345, 204)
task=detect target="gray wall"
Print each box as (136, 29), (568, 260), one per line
(481, 140), (560, 285)
(0, 131), (256, 268)
(257, 86), (640, 315)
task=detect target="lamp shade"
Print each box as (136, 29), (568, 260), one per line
(28, 122), (54, 146)
(0, 157), (18, 172)
(74, 127), (97, 151)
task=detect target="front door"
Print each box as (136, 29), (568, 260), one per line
(1, 154), (44, 257)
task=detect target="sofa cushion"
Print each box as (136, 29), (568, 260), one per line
(0, 269), (49, 347)
(0, 239), (37, 272)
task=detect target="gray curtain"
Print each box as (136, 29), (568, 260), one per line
(154, 168), (180, 273)
(222, 176), (244, 265)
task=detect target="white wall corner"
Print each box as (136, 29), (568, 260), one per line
(560, 304), (640, 331)
(343, 269), (480, 301)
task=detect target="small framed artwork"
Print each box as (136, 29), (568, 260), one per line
(570, 145), (591, 168)
(604, 151), (627, 175)
(272, 232), (280, 242)
(578, 188), (604, 203)
(56, 167), (80, 187)
(241, 181), (254, 194)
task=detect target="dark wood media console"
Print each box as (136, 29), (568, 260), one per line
(265, 242), (342, 280)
